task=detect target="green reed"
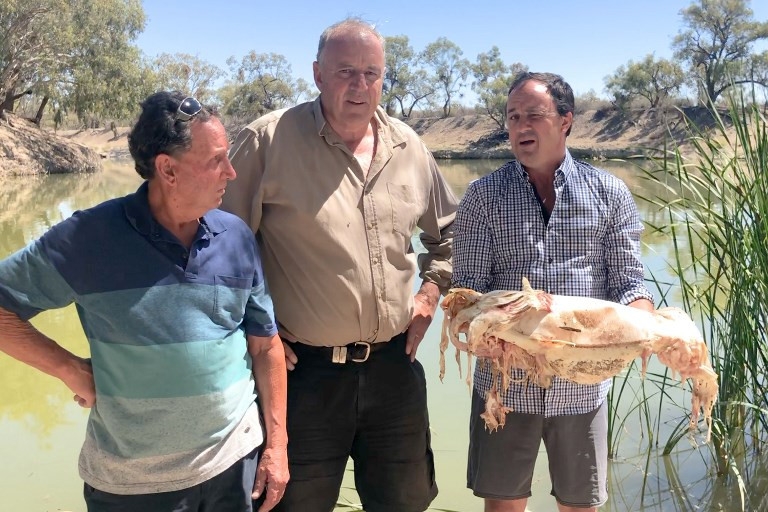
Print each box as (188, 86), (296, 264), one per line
(608, 93), (768, 510)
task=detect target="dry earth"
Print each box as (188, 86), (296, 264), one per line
(0, 113), (103, 176)
(408, 106), (712, 160)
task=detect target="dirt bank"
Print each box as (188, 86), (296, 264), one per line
(408, 106), (709, 160)
(0, 113), (103, 176)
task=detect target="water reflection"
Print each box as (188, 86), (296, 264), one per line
(0, 158), (760, 512)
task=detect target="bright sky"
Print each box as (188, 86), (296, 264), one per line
(135, 0), (768, 100)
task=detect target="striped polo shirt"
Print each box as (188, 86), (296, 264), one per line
(0, 182), (278, 494)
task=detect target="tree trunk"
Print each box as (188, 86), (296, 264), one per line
(34, 96), (49, 126)
(1, 88), (33, 113)
(1, 89), (17, 112)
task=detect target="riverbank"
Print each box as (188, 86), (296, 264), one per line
(72, 106), (709, 161)
(0, 112), (103, 176)
(410, 106), (715, 160)
(1, 106), (721, 175)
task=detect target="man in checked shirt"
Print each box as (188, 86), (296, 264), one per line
(452, 72), (655, 512)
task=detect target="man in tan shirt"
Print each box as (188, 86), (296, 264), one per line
(222, 17), (457, 512)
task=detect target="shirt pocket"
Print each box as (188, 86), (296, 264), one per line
(213, 275), (252, 329)
(387, 183), (419, 237)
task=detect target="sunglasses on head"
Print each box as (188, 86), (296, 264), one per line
(175, 97), (202, 121)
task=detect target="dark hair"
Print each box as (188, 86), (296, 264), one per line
(316, 17), (385, 63)
(127, 91), (216, 179)
(508, 72), (574, 136)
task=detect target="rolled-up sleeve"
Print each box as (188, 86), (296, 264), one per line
(417, 149), (458, 295)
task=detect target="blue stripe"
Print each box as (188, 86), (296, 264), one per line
(77, 283), (251, 345)
(38, 200), (260, 296)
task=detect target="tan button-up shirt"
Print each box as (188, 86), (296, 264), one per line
(223, 99), (457, 347)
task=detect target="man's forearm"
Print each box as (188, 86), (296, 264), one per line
(0, 306), (88, 386)
(416, 281), (440, 312)
(249, 334), (288, 448)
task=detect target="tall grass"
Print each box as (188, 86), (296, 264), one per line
(607, 94), (768, 509)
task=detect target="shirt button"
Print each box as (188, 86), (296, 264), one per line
(548, 257), (554, 264)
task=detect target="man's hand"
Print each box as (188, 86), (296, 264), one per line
(252, 445), (289, 511)
(66, 357), (96, 408)
(282, 342), (298, 371)
(406, 281), (440, 362)
(0, 307), (96, 407)
(628, 298), (655, 313)
(249, 333), (288, 510)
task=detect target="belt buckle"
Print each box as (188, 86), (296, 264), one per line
(331, 346), (347, 364)
(331, 342), (371, 363)
(350, 341), (371, 363)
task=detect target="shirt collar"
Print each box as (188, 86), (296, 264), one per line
(512, 149), (575, 182)
(311, 96), (407, 148)
(122, 181), (226, 238)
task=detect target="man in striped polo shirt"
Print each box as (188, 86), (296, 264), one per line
(0, 91), (288, 511)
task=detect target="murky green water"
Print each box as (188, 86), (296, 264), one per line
(0, 158), (762, 512)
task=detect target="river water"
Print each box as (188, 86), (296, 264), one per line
(0, 158), (762, 512)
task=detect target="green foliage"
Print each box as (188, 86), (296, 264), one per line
(574, 89), (612, 114)
(605, 54), (685, 109)
(0, 0), (149, 124)
(151, 52), (224, 105)
(673, 0), (768, 102)
(626, 91), (768, 511)
(220, 52), (301, 122)
(471, 47), (527, 129)
(421, 37), (470, 117)
(382, 35), (434, 118)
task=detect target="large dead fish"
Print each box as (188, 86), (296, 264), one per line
(440, 278), (718, 441)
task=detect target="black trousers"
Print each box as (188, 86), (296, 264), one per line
(85, 446), (259, 512)
(272, 333), (437, 512)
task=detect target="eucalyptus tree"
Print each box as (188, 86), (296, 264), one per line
(151, 53), (224, 105)
(396, 69), (435, 118)
(291, 77), (315, 105)
(0, 0), (148, 125)
(604, 54), (685, 108)
(471, 47), (527, 128)
(673, 0), (768, 102)
(381, 35), (433, 117)
(421, 37), (470, 117)
(219, 51), (296, 120)
(382, 35), (412, 115)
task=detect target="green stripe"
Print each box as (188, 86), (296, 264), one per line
(91, 336), (253, 398)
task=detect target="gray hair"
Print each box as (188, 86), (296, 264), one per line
(316, 17), (385, 63)
(127, 91), (217, 180)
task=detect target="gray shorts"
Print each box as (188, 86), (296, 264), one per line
(467, 392), (608, 508)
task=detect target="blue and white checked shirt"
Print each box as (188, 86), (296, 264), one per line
(452, 150), (653, 416)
